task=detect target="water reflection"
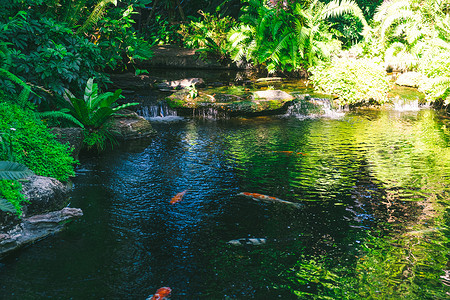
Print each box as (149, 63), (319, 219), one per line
(0, 107), (449, 298)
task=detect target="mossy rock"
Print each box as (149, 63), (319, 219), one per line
(165, 89), (295, 117)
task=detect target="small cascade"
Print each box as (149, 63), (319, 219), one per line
(137, 102), (181, 121)
(392, 98), (424, 111)
(286, 96), (345, 119)
(193, 107), (228, 119)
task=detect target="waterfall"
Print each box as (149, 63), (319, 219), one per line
(137, 102), (181, 121)
(286, 96), (345, 119)
(392, 98), (424, 111)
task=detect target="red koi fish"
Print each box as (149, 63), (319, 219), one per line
(170, 190), (188, 204)
(238, 192), (302, 208)
(150, 287), (172, 300)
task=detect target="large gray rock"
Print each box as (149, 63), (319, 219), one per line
(253, 90), (295, 101)
(0, 175), (82, 258)
(21, 175), (72, 217)
(0, 207), (83, 258)
(111, 110), (156, 140)
(156, 78), (205, 90)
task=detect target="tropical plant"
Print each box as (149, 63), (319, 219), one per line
(61, 78), (138, 150)
(179, 10), (237, 61)
(228, 0), (368, 74)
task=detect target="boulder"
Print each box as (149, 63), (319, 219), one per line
(0, 207), (83, 258)
(395, 72), (423, 88)
(0, 175), (82, 258)
(166, 89), (296, 117)
(156, 78), (205, 90)
(253, 90), (295, 101)
(111, 110), (156, 140)
(21, 175), (72, 217)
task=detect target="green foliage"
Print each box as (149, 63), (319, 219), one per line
(187, 84), (198, 99)
(0, 101), (76, 181)
(310, 57), (390, 105)
(0, 11), (108, 101)
(179, 10), (237, 61)
(0, 180), (26, 215)
(62, 78), (138, 150)
(228, 0), (366, 74)
(91, 5), (154, 71)
(146, 15), (184, 45)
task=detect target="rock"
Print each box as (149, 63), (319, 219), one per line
(395, 72), (423, 88)
(51, 127), (84, 159)
(111, 110), (156, 140)
(253, 90), (295, 101)
(156, 78), (205, 90)
(166, 89), (296, 117)
(0, 207), (83, 258)
(255, 77), (283, 83)
(21, 175), (71, 217)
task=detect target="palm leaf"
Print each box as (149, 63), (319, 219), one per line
(0, 161), (34, 180)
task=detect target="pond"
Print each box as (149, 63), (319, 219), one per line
(0, 91), (449, 299)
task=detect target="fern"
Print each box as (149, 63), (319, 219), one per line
(76, 0), (118, 35)
(35, 109), (85, 128)
(0, 68), (32, 107)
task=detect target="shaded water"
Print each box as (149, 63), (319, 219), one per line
(1, 104), (450, 298)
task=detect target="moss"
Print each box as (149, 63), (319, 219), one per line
(0, 101), (76, 182)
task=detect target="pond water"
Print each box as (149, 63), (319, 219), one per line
(1, 91), (450, 299)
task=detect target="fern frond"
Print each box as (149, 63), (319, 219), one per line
(76, 0), (118, 35)
(322, 0), (368, 29)
(35, 110), (85, 128)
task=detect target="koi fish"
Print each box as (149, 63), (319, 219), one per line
(228, 238), (267, 246)
(238, 192), (302, 208)
(149, 287), (172, 300)
(170, 190), (188, 204)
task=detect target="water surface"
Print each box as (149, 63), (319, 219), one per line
(1, 106), (449, 299)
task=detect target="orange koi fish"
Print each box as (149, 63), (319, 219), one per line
(238, 192), (302, 208)
(150, 287), (172, 300)
(170, 190), (188, 204)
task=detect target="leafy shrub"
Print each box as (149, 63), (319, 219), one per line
(0, 101), (76, 181)
(91, 5), (154, 72)
(179, 10), (236, 61)
(0, 11), (108, 102)
(309, 57), (390, 105)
